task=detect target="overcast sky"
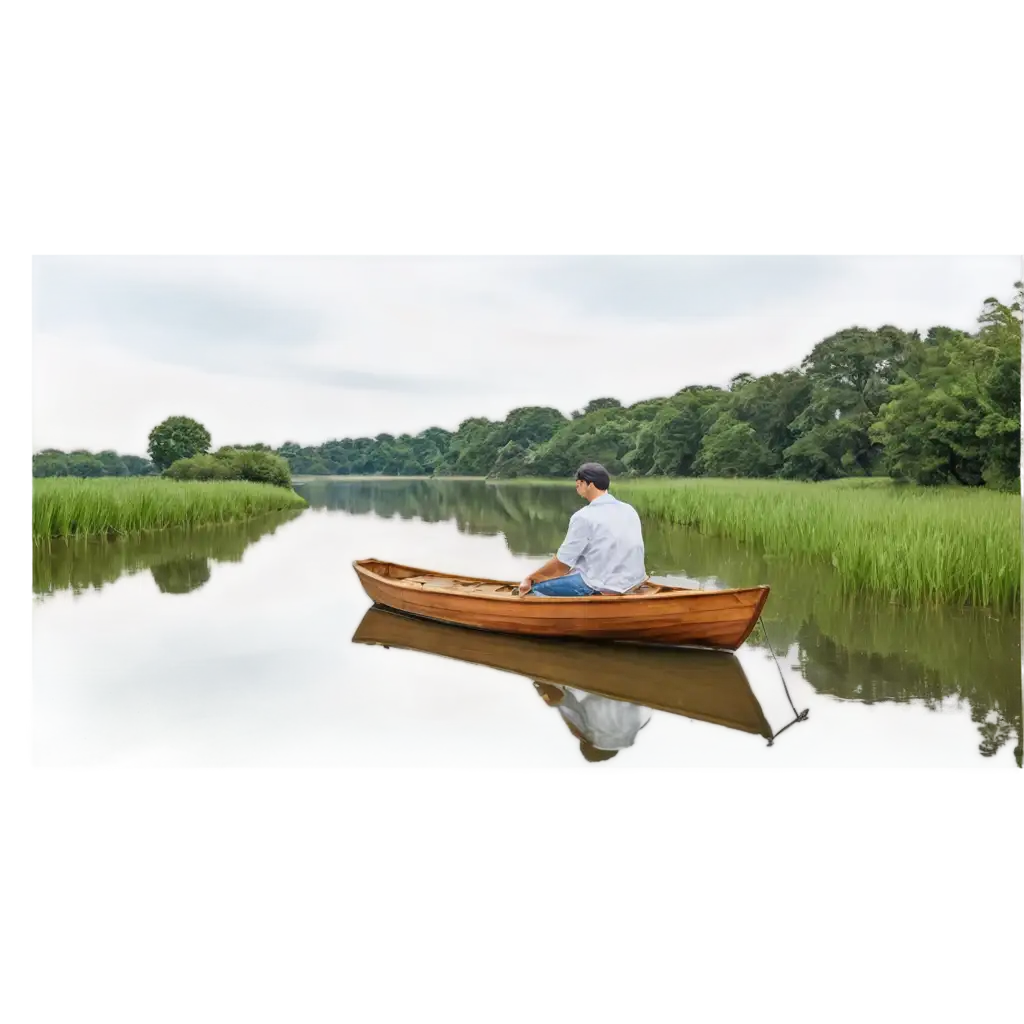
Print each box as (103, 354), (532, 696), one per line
(32, 255), (1020, 454)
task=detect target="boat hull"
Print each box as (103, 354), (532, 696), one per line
(353, 559), (770, 651)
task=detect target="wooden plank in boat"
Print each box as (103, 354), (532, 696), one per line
(403, 576), (520, 597)
(405, 575), (515, 592)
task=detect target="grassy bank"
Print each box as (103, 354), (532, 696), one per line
(619, 478), (1020, 609)
(33, 478), (308, 543)
(495, 477), (1021, 609)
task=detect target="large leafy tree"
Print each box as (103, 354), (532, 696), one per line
(696, 415), (776, 478)
(730, 370), (812, 468)
(784, 325), (921, 478)
(441, 417), (502, 475)
(651, 386), (726, 476)
(148, 416), (212, 471)
(870, 283), (1022, 488)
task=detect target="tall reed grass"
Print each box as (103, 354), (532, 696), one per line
(33, 478), (308, 543)
(33, 509), (304, 597)
(611, 478), (1021, 609)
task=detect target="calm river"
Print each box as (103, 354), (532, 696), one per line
(32, 479), (1022, 767)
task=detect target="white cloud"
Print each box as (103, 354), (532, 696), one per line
(32, 255), (1021, 453)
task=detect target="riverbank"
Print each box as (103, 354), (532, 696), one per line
(33, 478), (308, 543)
(292, 474), (486, 482)
(491, 477), (1021, 609)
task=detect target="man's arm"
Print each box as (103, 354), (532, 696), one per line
(520, 515), (589, 593)
(520, 556), (573, 593)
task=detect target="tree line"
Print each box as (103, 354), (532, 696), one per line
(33, 283), (1021, 490)
(276, 284), (1022, 490)
(33, 418), (293, 488)
(33, 449), (157, 478)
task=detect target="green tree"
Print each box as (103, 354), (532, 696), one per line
(164, 448), (294, 488)
(652, 387), (726, 476)
(870, 284), (1022, 489)
(730, 370), (812, 469)
(973, 284), (1022, 488)
(96, 450), (129, 476)
(695, 415), (776, 477)
(489, 441), (531, 478)
(33, 450), (69, 477)
(411, 428), (452, 474)
(120, 455), (156, 476)
(487, 406), (568, 453)
(781, 419), (866, 481)
(67, 451), (105, 477)
(518, 403), (636, 479)
(783, 325), (920, 479)
(148, 416), (212, 470)
(623, 424), (658, 475)
(583, 397), (623, 415)
(440, 418), (501, 475)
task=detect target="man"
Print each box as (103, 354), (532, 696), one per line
(519, 462), (647, 597)
(534, 681), (653, 762)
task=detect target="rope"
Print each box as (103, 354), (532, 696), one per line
(757, 614), (810, 746)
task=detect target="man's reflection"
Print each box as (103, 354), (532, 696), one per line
(534, 681), (652, 762)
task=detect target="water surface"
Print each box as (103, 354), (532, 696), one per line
(32, 479), (1021, 767)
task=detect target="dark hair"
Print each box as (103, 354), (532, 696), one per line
(575, 462), (610, 491)
(580, 740), (619, 762)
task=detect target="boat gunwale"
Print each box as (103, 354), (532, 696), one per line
(353, 558), (771, 604)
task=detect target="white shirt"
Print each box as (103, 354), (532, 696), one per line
(558, 687), (653, 750)
(555, 492), (647, 594)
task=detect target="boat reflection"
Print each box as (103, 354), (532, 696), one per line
(352, 606), (807, 762)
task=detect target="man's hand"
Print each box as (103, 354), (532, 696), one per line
(518, 557), (570, 596)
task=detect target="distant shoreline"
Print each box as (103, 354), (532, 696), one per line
(291, 475), (487, 482)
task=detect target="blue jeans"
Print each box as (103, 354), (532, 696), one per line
(530, 573), (600, 597)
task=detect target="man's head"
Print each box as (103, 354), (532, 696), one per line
(575, 462), (610, 501)
(579, 740), (619, 762)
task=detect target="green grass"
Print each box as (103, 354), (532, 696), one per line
(33, 478), (308, 543)
(616, 478), (1021, 609)
(493, 477), (1022, 609)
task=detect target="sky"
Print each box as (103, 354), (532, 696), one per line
(32, 255), (1021, 455)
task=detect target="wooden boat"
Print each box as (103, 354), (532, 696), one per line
(353, 558), (770, 650)
(351, 606), (773, 739)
